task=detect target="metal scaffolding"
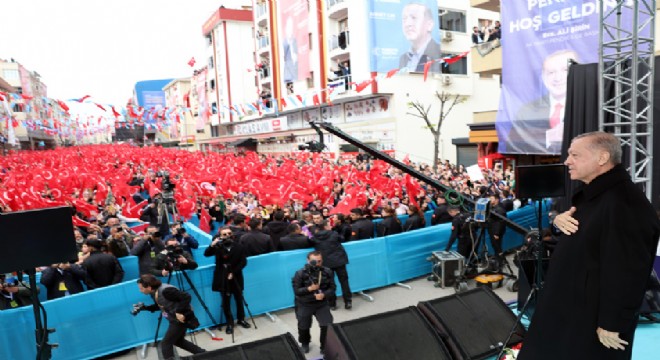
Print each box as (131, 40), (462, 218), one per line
(599, 0), (656, 199)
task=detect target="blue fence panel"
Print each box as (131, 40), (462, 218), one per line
(343, 238), (390, 293)
(118, 255), (140, 282)
(385, 225), (450, 283)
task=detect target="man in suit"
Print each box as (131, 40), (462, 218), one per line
(282, 16), (298, 83)
(507, 49), (579, 154)
(518, 132), (660, 359)
(398, 1), (442, 73)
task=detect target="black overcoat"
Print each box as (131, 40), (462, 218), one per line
(519, 165), (660, 359)
(204, 242), (247, 293)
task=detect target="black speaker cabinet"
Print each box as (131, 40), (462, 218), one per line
(418, 287), (525, 360)
(324, 306), (452, 360)
(191, 333), (305, 360)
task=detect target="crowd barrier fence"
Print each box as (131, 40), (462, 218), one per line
(1, 205), (545, 360)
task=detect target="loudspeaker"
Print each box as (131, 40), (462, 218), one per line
(324, 306), (452, 360)
(191, 333), (305, 360)
(417, 287), (525, 360)
(0, 206), (78, 273)
(516, 257), (550, 319)
(515, 164), (566, 199)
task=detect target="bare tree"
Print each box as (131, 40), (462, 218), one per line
(407, 91), (465, 167)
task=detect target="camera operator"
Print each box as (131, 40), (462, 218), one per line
(165, 223), (199, 255)
(444, 206), (474, 258)
(204, 227), (251, 334)
(155, 238), (198, 275)
(0, 274), (34, 310)
(292, 251), (335, 354)
(135, 274), (206, 360)
(130, 226), (167, 276)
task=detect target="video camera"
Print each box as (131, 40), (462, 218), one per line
(130, 302), (145, 316)
(157, 170), (176, 204)
(164, 245), (185, 269)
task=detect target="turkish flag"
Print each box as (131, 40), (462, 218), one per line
(187, 57), (196, 67)
(199, 207), (211, 233)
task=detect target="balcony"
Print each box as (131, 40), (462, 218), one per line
(471, 0), (500, 12)
(327, 0), (348, 20)
(471, 40), (502, 77)
(328, 31), (350, 61)
(257, 36), (270, 53)
(256, 3), (268, 26)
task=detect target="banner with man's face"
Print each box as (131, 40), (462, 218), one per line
(366, 0), (441, 73)
(496, 0), (625, 155)
(278, 0), (310, 85)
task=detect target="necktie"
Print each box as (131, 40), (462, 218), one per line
(549, 103), (563, 128)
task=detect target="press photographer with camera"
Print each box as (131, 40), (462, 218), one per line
(156, 238), (198, 275)
(0, 274), (34, 310)
(164, 223), (199, 255)
(204, 227), (251, 335)
(134, 274), (206, 360)
(130, 226), (167, 276)
(292, 251), (336, 354)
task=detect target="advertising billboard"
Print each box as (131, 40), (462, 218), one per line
(367, 0), (441, 73)
(495, 0), (640, 155)
(278, 0), (310, 85)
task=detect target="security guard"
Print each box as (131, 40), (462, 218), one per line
(292, 251), (336, 354)
(444, 205), (474, 258)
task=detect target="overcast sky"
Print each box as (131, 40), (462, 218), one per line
(0, 0), (248, 107)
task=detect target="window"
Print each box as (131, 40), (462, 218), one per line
(441, 53), (467, 75)
(439, 9), (466, 33)
(209, 79), (216, 91)
(2, 69), (19, 81)
(211, 102), (218, 114)
(208, 56), (214, 68)
(211, 125), (219, 137)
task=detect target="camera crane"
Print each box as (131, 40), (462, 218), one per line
(309, 121), (529, 235)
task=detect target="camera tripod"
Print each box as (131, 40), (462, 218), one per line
(152, 267), (219, 345)
(217, 268), (258, 343)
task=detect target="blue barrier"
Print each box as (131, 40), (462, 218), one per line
(0, 205), (541, 360)
(118, 256), (140, 282)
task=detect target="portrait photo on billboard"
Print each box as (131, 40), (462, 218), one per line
(279, 0), (310, 85)
(367, 0), (441, 74)
(495, 0), (603, 155)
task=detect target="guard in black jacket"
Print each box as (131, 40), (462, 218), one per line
(136, 274), (206, 360)
(292, 251), (336, 354)
(376, 206), (403, 237)
(262, 210), (289, 249)
(280, 223), (312, 251)
(487, 194), (507, 263)
(40, 262), (86, 300)
(348, 208), (374, 240)
(239, 218), (275, 256)
(310, 220), (352, 310)
(204, 227), (251, 335)
(403, 205), (426, 231)
(81, 239), (124, 290)
(331, 213), (352, 241)
(444, 206), (474, 258)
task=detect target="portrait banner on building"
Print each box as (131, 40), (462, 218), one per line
(366, 0), (441, 74)
(278, 0), (310, 85)
(194, 69), (208, 131)
(496, 0), (642, 155)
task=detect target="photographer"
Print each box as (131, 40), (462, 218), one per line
(165, 223), (199, 255)
(444, 206), (474, 258)
(292, 251), (335, 354)
(0, 274), (34, 310)
(135, 274), (206, 360)
(130, 226), (166, 276)
(204, 227), (251, 335)
(155, 238), (198, 275)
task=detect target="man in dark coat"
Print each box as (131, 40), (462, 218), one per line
(431, 195), (452, 225)
(262, 210), (289, 249)
(280, 223), (311, 251)
(239, 218), (275, 256)
(348, 208), (374, 240)
(204, 227), (251, 335)
(292, 251), (336, 353)
(331, 213), (352, 241)
(81, 239), (124, 290)
(130, 227), (167, 276)
(444, 206), (474, 258)
(228, 213), (248, 241)
(40, 262), (86, 300)
(310, 220), (352, 310)
(376, 206), (403, 237)
(487, 194), (507, 264)
(518, 132), (660, 359)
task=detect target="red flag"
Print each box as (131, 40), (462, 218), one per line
(72, 216), (92, 228)
(187, 57), (196, 67)
(386, 68), (399, 78)
(21, 94), (34, 100)
(57, 100), (70, 112)
(355, 79), (373, 93)
(129, 223), (149, 234)
(312, 94), (320, 106)
(423, 60), (433, 81)
(94, 103), (106, 111)
(77, 95), (91, 103)
(403, 154), (410, 165)
(199, 207), (211, 233)
(111, 106), (121, 118)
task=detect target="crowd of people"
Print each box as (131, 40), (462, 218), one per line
(0, 145), (524, 311)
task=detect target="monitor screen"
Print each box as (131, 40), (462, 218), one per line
(516, 164), (566, 199)
(0, 206), (78, 274)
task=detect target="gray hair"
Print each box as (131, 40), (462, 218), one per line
(574, 131), (622, 165)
